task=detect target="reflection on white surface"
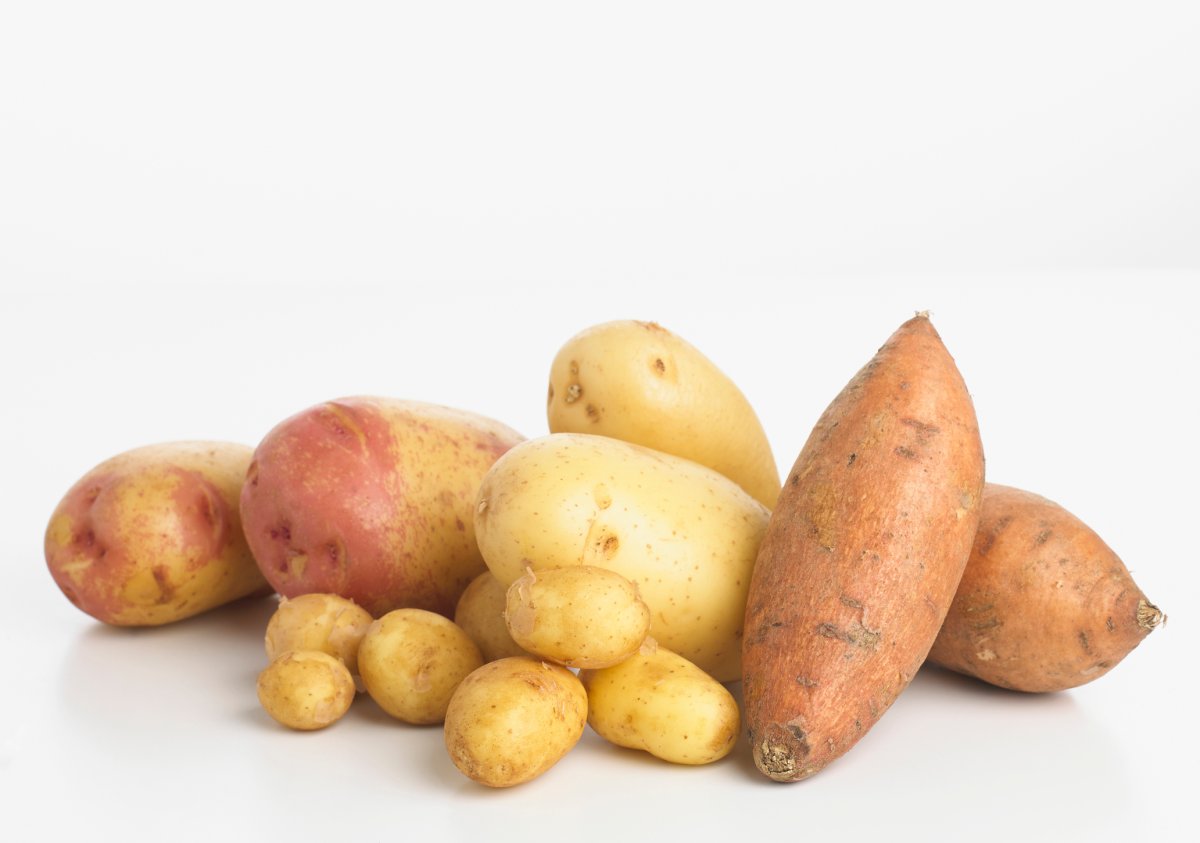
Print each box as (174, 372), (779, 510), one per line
(34, 593), (1143, 841)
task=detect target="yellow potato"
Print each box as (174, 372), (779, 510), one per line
(580, 644), (739, 765)
(443, 657), (587, 788)
(547, 320), (780, 507)
(454, 571), (530, 662)
(475, 433), (769, 681)
(45, 441), (269, 626)
(358, 609), (483, 725)
(505, 565), (649, 668)
(257, 650), (356, 731)
(264, 593), (374, 675)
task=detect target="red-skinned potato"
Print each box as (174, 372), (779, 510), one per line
(44, 441), (269, 626)
(240, 397), (523, 617)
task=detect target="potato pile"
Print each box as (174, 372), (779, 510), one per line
(44, 316), (1164, 788)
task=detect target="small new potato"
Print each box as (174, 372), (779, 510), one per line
(475, 433), (769, 681)
(548, 320), (780, 507)
(45, 441), (269, 626)
(444, 657), (587, 788)
(455, 571), (530, 662)
(264, 593), (374, 675)
(580, 645), (739, 765)
(257, 650), (356, 731)
(358, 609), (483, 725)
(505, 565), (650, 668)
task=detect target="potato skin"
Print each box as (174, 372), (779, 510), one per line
(505, 565), (650, 669)
(454, 571), (531, 662)
(547, 320), (780, 507)
(264, 593), (374, 676)
(928, 484), (1163, 692)
(44, 441), (269, 626)
(443, 657), (587, 788)
(580, 645), (739, 765)
(475, 433), (770, 682)
(742, 314), (985, 782)
(257, 650), (356, 731)
(358, 609), (483, 725)
(240, 397), (523, 617)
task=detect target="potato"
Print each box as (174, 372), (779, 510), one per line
(454, 571), (530, 662)
(358, 608), (483, 725)
(44, 441), (269, 626)
(581, 644), (739, 765)
(240, 397), (523, 617)
(743, 314), (985, 782)
(505, 565), (650, 668)
(264, 593), (374, 676)
(443, 657), (587, 788)
(928, 484), (1164, 692)
(547, 320), (780, 507)
(474, 433), (770, 681)
(257, 650), (356, 731)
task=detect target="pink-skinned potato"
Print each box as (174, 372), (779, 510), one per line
(240, 397), (524, 617)
(45, 441), (269, 626)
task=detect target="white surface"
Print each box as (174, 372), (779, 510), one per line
(2, 3), (1199, 842)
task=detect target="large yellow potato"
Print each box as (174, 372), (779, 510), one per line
(580, 645), (739, 765)
(474, 433), (769, 681)
(547, 320), (780, 507)
(443, 657), (587, 788)
(45, 442), (269, 626)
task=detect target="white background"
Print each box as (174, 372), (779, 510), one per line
(2, 3), (1198, 842)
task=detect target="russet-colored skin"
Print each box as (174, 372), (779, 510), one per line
(928, 484), (1163, 692)
(240, 397), (523, 618)
(742, 314), (985, 782)
(547, 320), (781, 508)
(44, 442), (268, 626)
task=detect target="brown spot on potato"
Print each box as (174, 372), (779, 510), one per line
(900, 418), (940, 444)
(565, 383), (582, 403)
(817, 621), (881, 651)
(1035, 529), (1052, 545)
(653, 357), (666, 374)
(151, 566), (175, 604)
(894, 446), (918, 460)
(585, 403), (600, 422)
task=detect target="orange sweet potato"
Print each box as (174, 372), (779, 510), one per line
(742, 313), (985, 782)
(927, 483), (1163, 692)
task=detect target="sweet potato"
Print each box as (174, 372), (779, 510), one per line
(927, 483), (1163, 692)
(742, 313), (985, 782)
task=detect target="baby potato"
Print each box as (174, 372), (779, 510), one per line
(257, 650), (356, 731)
(358, 609), (483, 725)
(444, 657), (587, 788)
(454, 571), (530, 662)
(505, 565), (650, 668)
(580, 645), (739, 765)
(548, 320), (780, 507)
(264, 593), (374, 675)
